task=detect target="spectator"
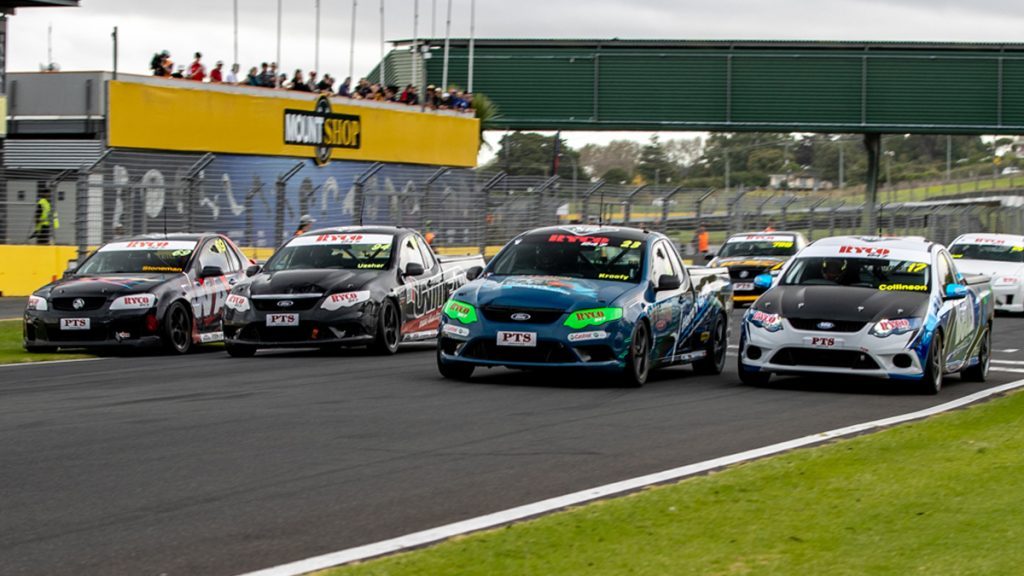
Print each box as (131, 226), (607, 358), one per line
(209, 60), (224, 83)
(764, 218), (777, 232)
(356, 78), (372, 98)
(187, 52), (206, 82)
(307, 71), (319, 91)
(245, 66), (260, 86)
(172, 65), (185, 79)
(337, 76), (352, 97)
(294, 214), (315, 236)
(225, 63), (240, 84)
(425, 85), (437, 108)
(693, 221), (709, 257)
(257, 62), (273, 87)
(277, 72), (288, 89)
(150, 50), (171, 76)
(316, 73), (334, 93)
(289, 70), (311, 91)
(400, 84), (419, 105)
(269, 62), (279, 86)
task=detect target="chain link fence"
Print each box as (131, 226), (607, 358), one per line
(3, 153), (1024, 259)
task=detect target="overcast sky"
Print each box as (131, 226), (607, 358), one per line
(7, 0), (1024, 162)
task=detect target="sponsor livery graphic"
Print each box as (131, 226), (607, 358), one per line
(838, 245), (891, 257)
(283, 95), (361, 165)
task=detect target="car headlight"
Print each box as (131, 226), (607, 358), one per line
(443, 299), (478, 324)
(563, 307), (623, 329)
(321, 291), (371, 311)
(748, 310), (783, 332)
(869, 317), (922, 338)
(109, 293), (157, 310)
(224, 294), (251, 312)
(27, 295), (48, 311)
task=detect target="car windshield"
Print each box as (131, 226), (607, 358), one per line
(489, 231), (646, 282)
(77, 240), (197, 274)
(781, 256), (931, 291)
(950, 242), (1024, 263)
(718, 234), (797, 258)
(266, 232), (395, 271)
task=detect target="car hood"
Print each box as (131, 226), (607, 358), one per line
(42, 274), (180, 298)
(249, 268), (387, 295)
(457, 275), (635, 311)
(756, 285), (930, 323)
(711, 256), (788, 269)
(953, 259), (1023, 280)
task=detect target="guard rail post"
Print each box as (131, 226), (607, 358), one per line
(275, 161), (305, 243)
(479, 172), (507, 253)
(580, 180), (605, 224)
(352, 162), (384, 227)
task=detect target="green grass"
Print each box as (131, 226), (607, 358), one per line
(324, 389), (1024, 576)
(0, 319), (92, 364)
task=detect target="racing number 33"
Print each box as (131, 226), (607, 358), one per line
(497, 331), (536, 347)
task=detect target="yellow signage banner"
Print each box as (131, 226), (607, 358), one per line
(107, 81), (479, 167)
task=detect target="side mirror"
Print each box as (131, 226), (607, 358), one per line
(199, 265), (224, 278)
(944, 283), (968, 300)
(703, 253), (715, 262)
(657, 274), (682, 291)
(754, 273), (774, 290)
(404, 262), (425, 277)
(245, 264), (262, 277)
(63, 260), (78, 278)
(465, 265), (483, 281)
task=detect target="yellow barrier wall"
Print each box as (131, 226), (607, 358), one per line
(0, 245), (78, 297)
(108, 81), (480, 167)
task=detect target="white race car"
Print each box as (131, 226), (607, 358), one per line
(949, 233), (1024, 313)
(738, 236), (994, 394)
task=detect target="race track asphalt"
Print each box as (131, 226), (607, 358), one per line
(3, 309), (1024, 576)
(1, 296), (27, 319)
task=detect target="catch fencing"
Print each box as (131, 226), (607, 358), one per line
(3, 152), (1024, 259)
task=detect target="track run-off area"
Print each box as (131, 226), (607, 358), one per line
(3, 308), (1024, 575)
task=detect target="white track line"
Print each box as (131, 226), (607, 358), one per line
(992, 359), (1024, 366)
(237, 379), (1024, 576)
(997, 348), (1020, 354)
(992, 367), (1024, 374)
(0, 357), (105, 369)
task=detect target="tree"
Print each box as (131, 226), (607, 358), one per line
(578, 140), (641, 181)
(636, 135), (678, 184)
(483, 131), (581, 178)
(601, 167), (632, 184)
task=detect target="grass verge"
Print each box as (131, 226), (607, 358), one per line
(324, 389), (1024, 576)
(0, 319), (92, 364)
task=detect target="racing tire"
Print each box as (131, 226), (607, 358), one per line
(693, 312), (728, 375)
(737, 361), (771, 386)
(917, 334), (944, 395)
(436, 345), (474, 380)
(225, 342), (257, 358)
(25, 344), (58, 354)
(962, 326), (991, 383)
(370, 299), (401, 355)
(620, 321), (651, 388)
(162, 302), (194, 355)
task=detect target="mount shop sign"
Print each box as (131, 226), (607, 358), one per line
(284, 96), (361, 165)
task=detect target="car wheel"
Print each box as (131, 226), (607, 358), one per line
(370, 299), (401, 355)
(25, 344), (57, 353)
(163, 302), (194, 354)
(693, 312), (727, 375)
(436, 344), (474, 380)
(620, 321), (651, 387)
(962, 326), (991, 382)
(225, 342), (257, 358)
(918, 334), (944, 395)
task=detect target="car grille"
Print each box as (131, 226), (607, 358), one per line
(252, 298), (319, 311)
(481, 305), (565, 324)
(462, 340), (577, 363)
(787, 318), (867, 333)
(770, 348), (880, 370)
(52, 297), (107, 311)
(727, 266), (768, 281)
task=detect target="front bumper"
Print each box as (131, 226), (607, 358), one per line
(23, 309), (162, 349)
(437, 316), (631, 370)
(738, 318), (925, 380)
(993, 284), (1024, 313)
(223, 302), (378, 348)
